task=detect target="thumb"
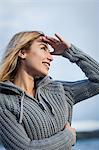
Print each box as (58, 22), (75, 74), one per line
(50, 51), (61, 56)
(64, 122), (70, 128)
(50, 51), (56, 55)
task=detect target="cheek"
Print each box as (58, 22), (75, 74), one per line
(26, 51), (44, 68)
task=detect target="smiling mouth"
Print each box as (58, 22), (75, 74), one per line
(42, 62), (50, 69)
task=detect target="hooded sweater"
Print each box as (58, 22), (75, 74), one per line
(0, 44), (99, 150)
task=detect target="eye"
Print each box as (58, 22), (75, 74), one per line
(41, 47), (46, 51)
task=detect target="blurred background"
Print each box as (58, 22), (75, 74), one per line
(0, 0), (99, 149)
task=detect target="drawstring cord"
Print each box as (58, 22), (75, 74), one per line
(19, 87), (55, 124)
(40, 93), (55, 115)
(19, 92), (24, 124)
(36, 88), (47, 112)
(37, 88), (55, 115)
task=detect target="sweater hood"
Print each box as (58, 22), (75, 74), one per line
(0, 76), (53, 94)
(0, 76), (53, 123)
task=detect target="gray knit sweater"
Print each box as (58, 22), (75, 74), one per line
(0, 44), (99, 150)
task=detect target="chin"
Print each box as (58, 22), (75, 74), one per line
(42, 72), (48, 76)
(35, 73), (47, 78)
(40, 71), (48, 77)
(34, 69), (49, 77)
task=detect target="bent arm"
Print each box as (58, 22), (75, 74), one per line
(0, 108), (75, 150)
(62, 44), (99, 104)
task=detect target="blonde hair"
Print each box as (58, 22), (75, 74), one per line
(0, 31), (44, 82)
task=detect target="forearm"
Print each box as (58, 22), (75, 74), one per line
(62, 44), (99, 82)
(61, 44), (99, 104)
(0, 127), (75, 150)
(0, 108), (75, 150)
(29, 128), (75, 150)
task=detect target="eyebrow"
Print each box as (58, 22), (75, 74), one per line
(39, 43), (48, 49)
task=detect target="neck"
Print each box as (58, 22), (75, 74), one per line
(13, 69), (36, 97)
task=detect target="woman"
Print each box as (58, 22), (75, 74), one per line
(0, 31), (99, 150)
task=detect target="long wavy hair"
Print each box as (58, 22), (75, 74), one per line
(0, 31), (44, 82)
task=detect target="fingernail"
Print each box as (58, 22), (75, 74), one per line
(42, 36), (46, 40)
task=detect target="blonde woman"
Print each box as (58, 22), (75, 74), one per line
(0, 31), (99, 150)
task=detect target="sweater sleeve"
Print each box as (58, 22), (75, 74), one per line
(61, 44), (99, 104)
(0, 107), (76, 150)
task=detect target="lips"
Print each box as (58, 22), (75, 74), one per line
(42, 62), (50, 69)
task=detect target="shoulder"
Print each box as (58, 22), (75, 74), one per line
(43, 80), (65, 93)
(0, 92), (20, 115)
(0, 92), (11, 111)
(0, 93), (7, 107)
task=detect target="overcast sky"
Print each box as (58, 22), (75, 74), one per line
(0, 0), (99, 122)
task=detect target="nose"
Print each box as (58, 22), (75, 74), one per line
(47, 52), (53, 62)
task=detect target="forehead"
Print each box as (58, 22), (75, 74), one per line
(34, 36), (48, 48)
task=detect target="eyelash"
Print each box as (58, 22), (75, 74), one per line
(41, 47), (46, 51)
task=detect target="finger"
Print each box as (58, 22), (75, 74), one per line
(42, 37), (57, 48)
(50, 51), (59, 55)
(42, 37), (53, 44)
(55, 33), (64, 42)
(66, 122), (70, 126)
(42, 37), (53, 45)
(45, 36), (59, 43)
(42, 36), (51, 43)
(50, 51), (55, 55)
(63, 122), (70, 129)
(73, 128), (76, 133)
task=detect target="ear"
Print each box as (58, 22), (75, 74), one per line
(18, 49), (27, 59)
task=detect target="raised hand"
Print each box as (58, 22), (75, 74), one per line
(42, 33), (71, 55)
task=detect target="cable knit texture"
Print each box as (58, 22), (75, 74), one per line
(0, 44), (99, 150)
